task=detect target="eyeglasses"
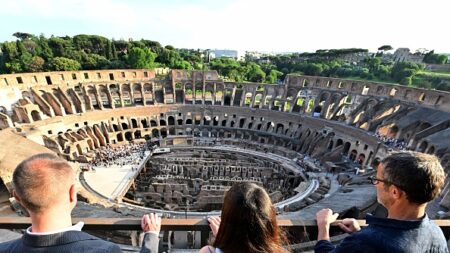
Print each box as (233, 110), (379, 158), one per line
(368, 176), (405, 191)
(369, 176), (393, 185)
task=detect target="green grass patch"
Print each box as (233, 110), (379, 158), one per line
(417, 70), (450, 78)
(345, 76), (398, 84)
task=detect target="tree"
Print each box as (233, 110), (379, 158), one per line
(245, 62), (266, 83)
(378, 45), (393, 51)
(13, 32), (34, 40)
(391, 62), (421, 84)
(127, 47), (156, 69)
(423, 50), (448, 64)
(49, 57), (81, 71)
(266, 69), (283, 83)
(26, 56), (45, 72)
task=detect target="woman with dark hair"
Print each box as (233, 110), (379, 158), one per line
(199, 182), (288, 253)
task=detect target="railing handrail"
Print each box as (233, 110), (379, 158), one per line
(1, 217), (450, 231)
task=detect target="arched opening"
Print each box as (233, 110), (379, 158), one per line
(125, 132), (133, 141)
(204, 116), (211, 126)
(343, 142), (351, 155)
(131, 119), (138, 128)
(328, 140), (334, 151)
(168, 116), (175, 126)
(253, 94), (262, 108)
(349, 150), (358, 161)
(150, 120), (157, 127)
(357, 154), (366, 165)
(141, 119), (149, 128)
(76, 144), (82, 155)
(31, 110), (41, 121)
(134, 130), (142, 139)
(276, 124), (284, 134)
(244, 92), (253, 106)
(160, 128), (168, 138)
(117, 133), (124, 142)
(152, 129), (160, 138)
(239, 118), (245, 128)
(418, 141), (428, 152)
(121, 122), (129, 130)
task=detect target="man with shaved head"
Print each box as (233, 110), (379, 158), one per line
(0, 153), (160, 253)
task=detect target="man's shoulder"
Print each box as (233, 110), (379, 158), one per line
(60, 231), (122, 250)
(0, 231), (122, 253)
(0, 238), (22, 251)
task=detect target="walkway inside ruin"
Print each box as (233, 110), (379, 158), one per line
(83, 150), (152, 200)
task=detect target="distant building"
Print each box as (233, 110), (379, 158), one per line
(208, 49), (238, 60)
(392, 48), (424, 63)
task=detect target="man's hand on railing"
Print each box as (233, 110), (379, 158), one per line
(207, 216), (221, 237)
(141, 213), (161, 234)
(338, 218), (361, 234)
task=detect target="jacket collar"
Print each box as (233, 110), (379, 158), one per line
(22, 230), (97, 247)
(366, 213), (428, 230)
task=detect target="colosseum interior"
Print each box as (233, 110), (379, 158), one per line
(0, 69), (449, 251)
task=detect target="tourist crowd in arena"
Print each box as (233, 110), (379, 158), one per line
(374, 132), (407, 150)
(89, 142), (150, 168)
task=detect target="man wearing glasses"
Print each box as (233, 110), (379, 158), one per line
(314, 151), (448, 253)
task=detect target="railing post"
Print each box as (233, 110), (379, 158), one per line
(201, 230), (210, 247)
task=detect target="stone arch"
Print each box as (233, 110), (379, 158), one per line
(131, 118), (138, 128)
(418, 141), (428, 152)
(141, 119), (149, 128)
(276, 123), (284, 134)
(86, 86), (99, 109)
(125, 132), (133, 141)
(22, 91), (33, 101)
(349, 149), (358, 161)
(253, 93), (263, 108)
(109, 84), (121, 107)
(133, 83), (143, 105)
(117, 133), (124, 142)
(121, 84), (132, 106)
(244, 92), (253, 106)
(343, 142), (351, 155)
(168, 116), (175, 126)
(31, 110), (41, 121)
(134, 130), (142, 139)
(160, 128), (168, 138)
(357, 153), (365, 165)
(143, 83), (153, 104)
(239, 118), (246, 128)
(98, 85), (111, 108)
(203, 116), (211, 126)
(152, 129), (160, 138)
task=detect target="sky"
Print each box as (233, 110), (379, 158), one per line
(0, 0), (449, 54)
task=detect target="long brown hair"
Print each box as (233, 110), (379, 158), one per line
(213, 182), (288, 253)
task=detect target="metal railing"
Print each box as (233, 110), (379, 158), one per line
(1, 217), (449, 244)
